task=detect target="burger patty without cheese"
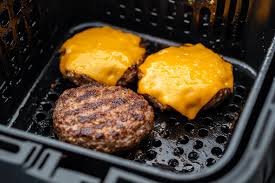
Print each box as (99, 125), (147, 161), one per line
(53, 84), (154, 153)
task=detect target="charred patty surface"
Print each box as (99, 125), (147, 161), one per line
(65, 62), (140, 86)
(53, 85), (154, 153)
(143, 88), (232, 112)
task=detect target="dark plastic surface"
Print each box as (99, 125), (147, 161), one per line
(0, 0), (275, 182)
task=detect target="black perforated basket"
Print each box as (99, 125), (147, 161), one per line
(0, 0), (275, 183)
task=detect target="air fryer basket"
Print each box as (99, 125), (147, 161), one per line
(0, 0), (275, 182)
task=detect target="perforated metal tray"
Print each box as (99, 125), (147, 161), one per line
(10, 23), (257, 174)
(0, 0), (275, 182)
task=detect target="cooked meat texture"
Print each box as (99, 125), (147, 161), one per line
(64, 58), (142, 86)
(53, 84), (154, 153)
(143, 89), (231, 113)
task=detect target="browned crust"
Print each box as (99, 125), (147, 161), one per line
(64, 63), (141, 86)
(202, 88), (232, 110)
(65, 71), (104, 87)
(143, 88), (231, 115)
(116, 64), (139, 86)
(53, 85), (154, 153)
(61, 46), (144, 86)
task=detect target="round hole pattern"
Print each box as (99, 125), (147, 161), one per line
(188, 151), (199, 160)
(232, 94), (243, 104)
(141, 139), (152, 149)
(216, 136), (227, 144)
(152, 139), (162, 147)
(194, 140), (203, 149)
(201, 117), (213, 125)
(174, 147), (184, 156)
(146, 150), (157, 160)
(35, 113), (46, 121)
(206, 158), (216, 167)
(221, 125), (230, 134)
(228, 104), (240, 113)
(184, 123), (194, 132)
(159, 129), (170, 138)
(177, 135), (189, 145)
(211, 147), (223, 157)
(224, 113), (235, 121)
(168, 159), (179, 167)
(236, 85), (246, 95)
(20, 36), (250, 174)
(42, 103), (52, 111)
(198, 128), (208, 137)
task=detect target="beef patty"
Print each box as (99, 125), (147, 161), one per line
(53, 84), (154, 153)
(65, 59), (142, 86)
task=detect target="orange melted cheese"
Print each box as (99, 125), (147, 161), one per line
(138, 44), (233, 119)
(60, 26), (145, 85)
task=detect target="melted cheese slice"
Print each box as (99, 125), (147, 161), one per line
(138, 44), (233, 119)
(60, 26), (145, 85)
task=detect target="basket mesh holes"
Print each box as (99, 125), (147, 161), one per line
(105, 11), (111, 16)
(188, 151), (199, 161)
(140, 138), (152, 149)
(213, 0), (226, 35)
(7, 49), (17, 68)
(158, 126), (170, 138)
(193, 140), (203, 149)
(228, 104), (240, 113)
(216, 135), (227, 144)
(227, 0), (238, 25)
(165, 4), (176, 32)
(152, 139), (162, 147)
(201, 117), (213, 125)
(29, 8), (39, 35)
(236, 85), (247, 95)
(224, 113), (237, 121)
(17, 18), (26, 37)
(167, 0), (176, 17)
(232, 94), (244, 104)
(240, 0), (250, 22)
(146, 150), (157, 160)
(215, 0), (226, 19)
(134, 1), (143, 20)
(174, 147), (184, 156)
(211, 147), (223, 157)
(198, 128), (208, 137)
(0, 9), (9, 27)
(184, 123), (195, 133)
(168, 159), (179, 167)
(42, 102), (52, 111)
(118, 3), (126, 20)
(199, 8), (211, 37)
(221, 125), (230, 134)
(119, 15), (126, 20)
(35, 112), (46, 122)
(2, 31), (14, 47)
(206, 158), (216, 167)
(177, 135), (189, 145)
(13, 0), (22, 15)
(183, 5), (193, 34)
(20, 34), (250, 174)
(149, 11), (158, 27)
